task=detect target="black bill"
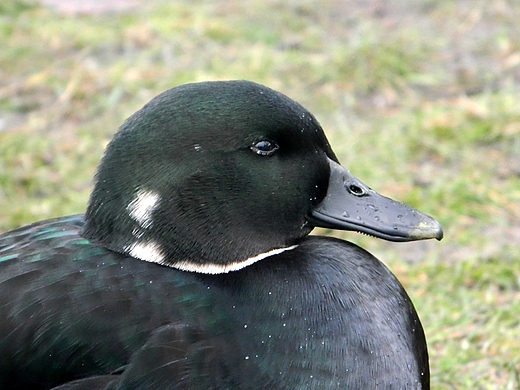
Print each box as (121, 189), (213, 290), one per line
(307, 158), (443, 242)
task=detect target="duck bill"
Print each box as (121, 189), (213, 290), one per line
(307, 158), (443, 242)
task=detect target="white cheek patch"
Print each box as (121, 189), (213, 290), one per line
(127, 189), (161, 229)
(170, 245), (298, 274)
(124, 189), (297, 273)
(124, 241), (165, 264)
(126, 190), (163, 258)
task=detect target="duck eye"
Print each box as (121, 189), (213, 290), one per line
(251, 140), (279, 156)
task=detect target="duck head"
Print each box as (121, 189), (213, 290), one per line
(83, 80), (442, 274)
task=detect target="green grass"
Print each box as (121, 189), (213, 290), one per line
(1, 0), (519, 387)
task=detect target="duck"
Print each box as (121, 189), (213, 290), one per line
(0, 80), (443, 390)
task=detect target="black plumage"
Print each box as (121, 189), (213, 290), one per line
(0, 80), (441, 389)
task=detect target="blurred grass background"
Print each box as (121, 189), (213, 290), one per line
(1, 0), (519, 388)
